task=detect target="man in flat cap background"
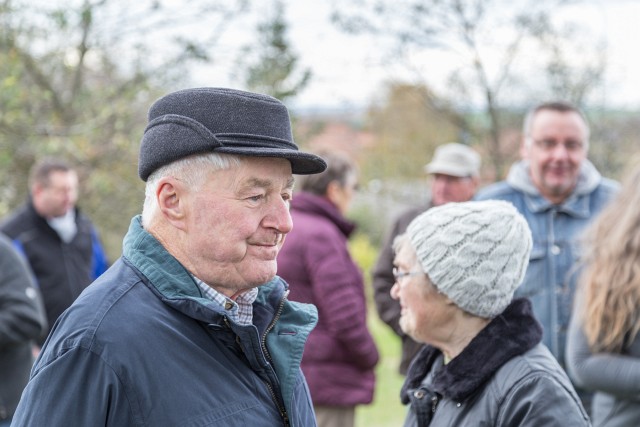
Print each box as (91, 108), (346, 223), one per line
(372, 142), (480, 375)
(12, 87), (327, 427)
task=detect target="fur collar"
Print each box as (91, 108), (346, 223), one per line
(401, 298), (542, 403)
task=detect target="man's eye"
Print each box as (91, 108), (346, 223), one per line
(248, 195), (264, 203)
(542, 140), (556, 149)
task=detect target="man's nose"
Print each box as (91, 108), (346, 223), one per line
(263, 198), (293, 233)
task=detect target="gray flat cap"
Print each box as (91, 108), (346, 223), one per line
(138, 87), (327, 181)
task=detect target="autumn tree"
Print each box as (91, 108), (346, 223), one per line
(363, 82), (460, 183)
(332, 0), (606, 178)
(0, 0), (248, 256)
(234, 0), (311, 102)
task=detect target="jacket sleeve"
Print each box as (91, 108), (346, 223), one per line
(11, 346), (137, 426)
(566, 292), (640, 400)
(91, 225), (110, 279)
(0, 236), (47, 345)
(306, 229), (379, 370)
(497, 374), (590, 426)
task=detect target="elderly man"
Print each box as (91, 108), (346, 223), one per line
(12, 88), (327, 427)
(475, 101), (618, 368)
(393, 200), (589, 426)
(372, 142), (480, 374)
(1, 158), (109, 343)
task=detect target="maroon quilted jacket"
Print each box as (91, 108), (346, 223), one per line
(277, 192), (379, 406)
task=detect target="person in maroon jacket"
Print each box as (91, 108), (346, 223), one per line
(277, 149), (379, 427)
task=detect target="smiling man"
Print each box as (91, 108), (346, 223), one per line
(12, 88), (327, 427)
(475, 101), (618, 374)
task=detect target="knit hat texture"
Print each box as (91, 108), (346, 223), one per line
(406, 200), (532, 318)
(138, 87), (327, 181)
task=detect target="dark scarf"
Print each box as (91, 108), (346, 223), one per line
(401, 298), (543, 403)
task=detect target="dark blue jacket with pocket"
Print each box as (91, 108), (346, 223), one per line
(12, 216), (318, 427)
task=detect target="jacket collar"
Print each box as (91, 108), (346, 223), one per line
(290, 192), (356, 237)
(402, 298), (543, 402)
(505, 160), (602, 218)
(121, 216), (288, 326)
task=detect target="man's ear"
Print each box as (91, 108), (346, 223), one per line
(31, 182), (44, 196)
(156, 177), (187, 230)
(325, 180), (341, 205)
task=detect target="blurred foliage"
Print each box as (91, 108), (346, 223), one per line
(348, 231), (378, 286)
(362, 83), (460, 183)
(355, 314), (406, 427)
(0, 0), (637, 261)
(331, 0), (606, 178)
(349, 230), (406, 426)
(235, 0), (311, 102)
(0, 0), (248, 258)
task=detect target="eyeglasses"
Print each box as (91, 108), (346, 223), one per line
(530, 138), (585, 152)
(392, 267), (423, 282)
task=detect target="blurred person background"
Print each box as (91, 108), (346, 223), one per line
(566, 158), (640, 426)
(0, 158), (109, 345)
(0, 233), (47, 426)
(278, 149), (379, 427)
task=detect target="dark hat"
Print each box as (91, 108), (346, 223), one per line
(138, 87), (327, 181)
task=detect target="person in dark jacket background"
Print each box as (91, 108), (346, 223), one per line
(0, 233), (47, 426)
(0, 158), (109, 343)
(278, 149), (379, 427)
(393, 200), (589, 426)
(11, 87), (327, 427)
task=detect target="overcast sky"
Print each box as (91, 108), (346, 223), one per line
(188, 0), (640, 111)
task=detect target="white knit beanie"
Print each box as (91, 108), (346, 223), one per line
(406, 200), (532, 318)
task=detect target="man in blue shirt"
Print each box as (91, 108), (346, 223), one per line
(476, 101), (618, 368)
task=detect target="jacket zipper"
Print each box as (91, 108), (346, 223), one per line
(261, 290), (290, 426)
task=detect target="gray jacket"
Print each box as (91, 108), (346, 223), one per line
(0, 234), (47, 421)
(566, 291), (640, 426)
(401, 299), (590, 426)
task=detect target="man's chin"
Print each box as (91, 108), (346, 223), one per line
(249, 264), (278, 284)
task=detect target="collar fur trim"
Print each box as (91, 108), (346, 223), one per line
(401, 298), (542, 403)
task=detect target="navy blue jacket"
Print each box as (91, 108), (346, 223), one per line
(12, 216), (318, 427)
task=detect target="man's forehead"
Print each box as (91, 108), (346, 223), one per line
(48, 170), (77, 184)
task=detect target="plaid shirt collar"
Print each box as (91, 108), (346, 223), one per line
(193, 276), (258, 326)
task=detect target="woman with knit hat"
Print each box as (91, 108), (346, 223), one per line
(391, 200), (589, 426)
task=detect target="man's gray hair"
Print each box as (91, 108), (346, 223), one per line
(141, 152), (241, 226)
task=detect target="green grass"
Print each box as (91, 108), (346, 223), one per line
(349, 233), (408, 426)
(355, 313), (408, 427)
